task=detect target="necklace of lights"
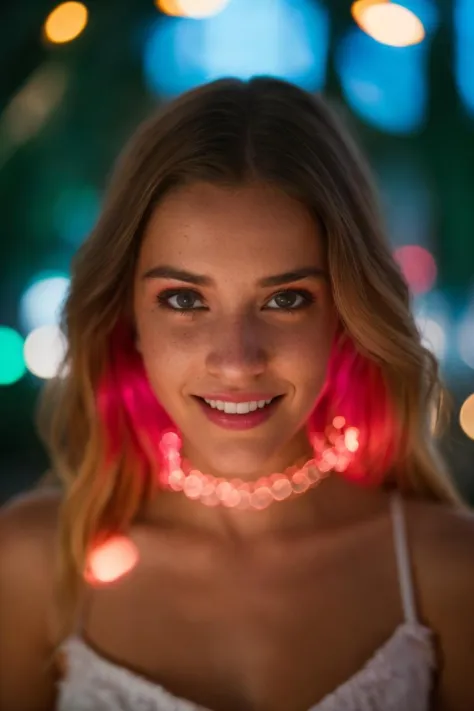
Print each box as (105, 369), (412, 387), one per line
(158, 418), (359, 511)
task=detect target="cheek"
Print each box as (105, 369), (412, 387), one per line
(137, 317), (200, 396)
(276, 314), (335, 390)
(279, 331), (330, 378)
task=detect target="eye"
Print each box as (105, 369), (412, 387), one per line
(156, 289), (206, 312)
(265, 289), (315, 311)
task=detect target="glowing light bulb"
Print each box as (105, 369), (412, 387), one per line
(0, 326), (25, 385)
(23, 325), (67, 379)
(159, 430), (182, 455)
(416, 316), (446, 360)
(351, 0), (425, 47)
(176, 0), (230, 17)
(394, 245), (437, 294)
(20, 274), (70, 332)
(155, 0), (183, 15)
(460, 394), (474, 441)
(344, 427), (360, 453)
(44, 2), (88, 44)
(156, 0), (229, 17)
(85, 536), (139, 585)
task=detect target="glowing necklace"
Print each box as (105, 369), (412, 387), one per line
(158, 418), (359, 511)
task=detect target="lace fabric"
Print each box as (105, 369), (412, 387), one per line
(56, 622), (435, 711)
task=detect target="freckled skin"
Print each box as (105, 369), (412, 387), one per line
(133, 181), (337, 482)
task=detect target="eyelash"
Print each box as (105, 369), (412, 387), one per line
(155, 288), (316, 314)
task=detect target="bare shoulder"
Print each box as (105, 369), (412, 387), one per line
(401, 496), (474, 611)
(404, 492), (474, 542)
(0, 488), (62, 572)
(0, 489), (63, 711)
(403, 496), (474, 711)
(0, 487), (62, 635)
(1, 486), (62, 529)
(403, 495), (474, 580)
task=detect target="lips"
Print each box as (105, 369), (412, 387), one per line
(193, 395), (284, 430)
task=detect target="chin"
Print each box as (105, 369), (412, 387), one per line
(185, 438), (290, 479)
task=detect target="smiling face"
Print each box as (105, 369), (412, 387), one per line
(133, 181), (337, 480)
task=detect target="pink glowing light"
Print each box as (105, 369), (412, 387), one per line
(159, 429), (181, 455)
(344, 427), (360, 453)
(394, 245), (437, 294)
(85, 536), (139, 585)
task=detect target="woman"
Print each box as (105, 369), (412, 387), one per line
(0, 77), (473, 711)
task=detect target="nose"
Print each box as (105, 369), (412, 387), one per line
(205, 313), (269, 381)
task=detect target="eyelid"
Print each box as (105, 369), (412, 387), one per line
(156, 288), (207, 310)
(264, 288), (315, 309)
(155, 286), (316, 313)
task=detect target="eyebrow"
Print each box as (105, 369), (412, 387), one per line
(141, 265), (327, 287)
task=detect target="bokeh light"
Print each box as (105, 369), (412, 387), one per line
(335, 27), (427, 134)
(413, 289), (452, 365)
(23, 325), (67, 380)
(460, 393), (474, 440)
(416, 315), (446, 360)
(393, 245), (437, 293)
(352, 0), (425, 47)
(0, 63), (68, 167)
(143, 0), (329, 97)
(454, 0), (474, 116)
(44, 2), (89, 45)
(156, 0), (183, 15)
(157, 0), (230, 18)
(458, 310), (474, 369)
(53, 186), (100, 246)
(85, 536), (139, 584)
(0, 327), (26, 386)
(19, 273), (70, 333)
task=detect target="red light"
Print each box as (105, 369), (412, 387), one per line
(393, 245), (437, 294)
(85, 536), (139, 585)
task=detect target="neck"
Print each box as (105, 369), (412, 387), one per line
(144, 479), (327, 541)
(142, 474), (384, 544)
(147, 420), (359, 541)
(146, 456), (332, 542)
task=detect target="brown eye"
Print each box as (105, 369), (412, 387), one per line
(156, 289), (206, 311)
(265, 290), (315, 311)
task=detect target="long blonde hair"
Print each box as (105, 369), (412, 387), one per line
(37, 76), (464, 641)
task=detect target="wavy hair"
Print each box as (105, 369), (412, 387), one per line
(37, 76), (464, 640)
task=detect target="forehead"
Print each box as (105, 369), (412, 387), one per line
(139, 181), (325, 273)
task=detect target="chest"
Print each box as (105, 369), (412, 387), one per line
(80, 522), (403, 711)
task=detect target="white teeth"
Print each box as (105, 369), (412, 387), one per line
(202, 397), (275, 414)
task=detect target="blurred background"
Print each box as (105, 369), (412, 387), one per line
(0, 0), (473, 505)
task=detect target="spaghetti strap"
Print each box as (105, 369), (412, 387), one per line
(390, 490), (418, 625)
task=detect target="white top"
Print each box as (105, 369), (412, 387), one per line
(56, 492), (436, 711)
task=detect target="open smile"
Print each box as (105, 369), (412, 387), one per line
(192, 395), (284, 430)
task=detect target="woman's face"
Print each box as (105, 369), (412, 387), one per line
(133, 181), (337, 479)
